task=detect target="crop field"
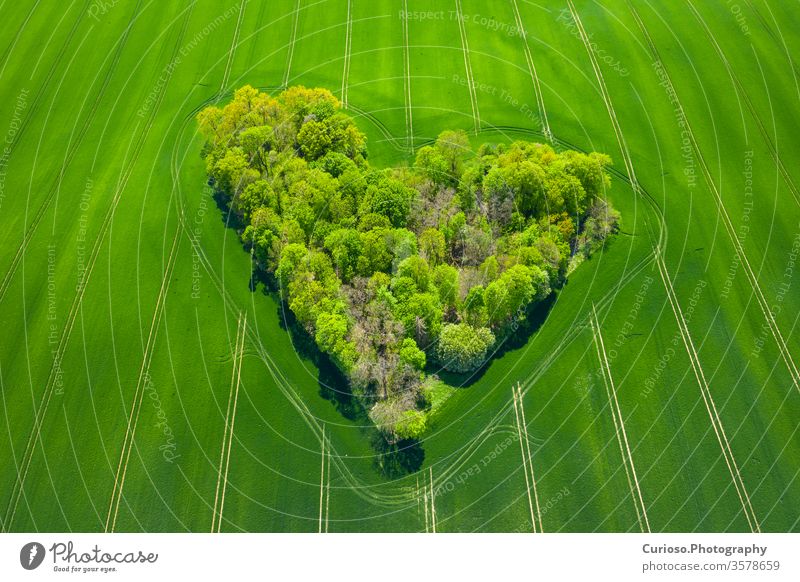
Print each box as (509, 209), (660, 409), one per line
(0, 0), (799, 533)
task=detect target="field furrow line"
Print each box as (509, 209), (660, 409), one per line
(433, 414), (504, 489)
(0, 0), (143, 305)
(516, 383), (544, 532)
(1, 129), (143, 532)
(340, 0), (352, 107)
(429, 466), (437, 533)
(686, 0), (800, 210)
(215, 312), (246, 533)
(218, 0), (247, 95)
(653, 247), (760, 532)
(741, 0), (800, 99)
(282, 0), (301, 89)
(99, 5), (197, 533)
(626, 0), (800, 394)
(401, 0), (414, 151)
(0, 0), (42, 78)
(423, 482), (430, 533)
(245, 0), (269, 67)
(569, 0), (762, 532)
(416, 477), (424, 532)
(512, 386), (537, 532)
(325, 430), (331, 533)
(104, 218), (185, 534)
(454, 0), (480, 133)
(590, 313), (642, 531)
(317, 424), (326, 533)
(172, 89), (654, 517)
(592, 306), (650, 532)
(210, 313), (243, 532)
(2, 3), (188, 527)
(344, 103), (408, 152)
(0, 0), (89, 160)
(509, 0), (551, 141)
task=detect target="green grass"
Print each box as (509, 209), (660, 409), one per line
(0, 0), (798, 533)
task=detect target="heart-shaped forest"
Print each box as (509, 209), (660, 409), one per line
(197, 85), (619, 446)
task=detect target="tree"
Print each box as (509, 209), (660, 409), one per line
(360, 177), (415, 227)
(297, 119), (333, 160)
(434, 129), (470, 179)
(324, 228), (362, 282)
(290, 168), (340, 223)
(463, 285), (488, 327)
(484, 277), (510, 326)
(575, 198), (620, 257)
(457, 164), (481, 212)
(315, 311), (358, 371)
(395, 291), (443, 347)
(242, 206), (280, 266)
(198, 86), (620, 444)
(357, 228), (392, 276)
(196, 106), (224, 145)
(480, 255), (499, 283)
(286, 250), (342, 329)
(461, 224), (494, 266)
(280, 218), (306, 246)
(399, 338), (426, 370)
(236, 180), (275, 221)
(239, 125), (273, 172)
(482, 166), (515, 225)
(431, 264), (459, 309)
(209, 147), (259, 199)
(502, 264), (537, 317)
(397, 255), (430, 291)
(390, 276), (417, 303)
(445, 212), (466, 255)
(280, 86), (339, 127)
(508, 160), (546, 216)
(533, 236), (564, 283)
(314, 151), (356, 178)
(544, 168), (584, 216)
(369, 397), (426, 441)
(387, 228), (418, 265)
(419, 228), (446, 266)
(358, 212), (391, 232)
(484, 264), (550, 328)
(415, 145), (450, 185)
(436, 323), (495, 373)
(394, 409), (428, 440)
(527, 263), (551, 301)
(276, 242), (308, 291)
(561, 150), (611, 203)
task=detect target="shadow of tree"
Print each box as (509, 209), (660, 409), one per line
(271, 297), (368, 423)
(268, 292), (424, 475)
(434, 291), (558, 388)
(241, 251), (561, 476)
(212, 187), (246, 231)
(229, 185), (562, 476)
(371, 433), (425, 478)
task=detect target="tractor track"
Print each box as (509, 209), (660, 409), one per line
(0, 0), (143, 305)
(1, 1), (192, 532)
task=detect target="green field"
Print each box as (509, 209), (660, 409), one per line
(1, 0), (799, 533)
